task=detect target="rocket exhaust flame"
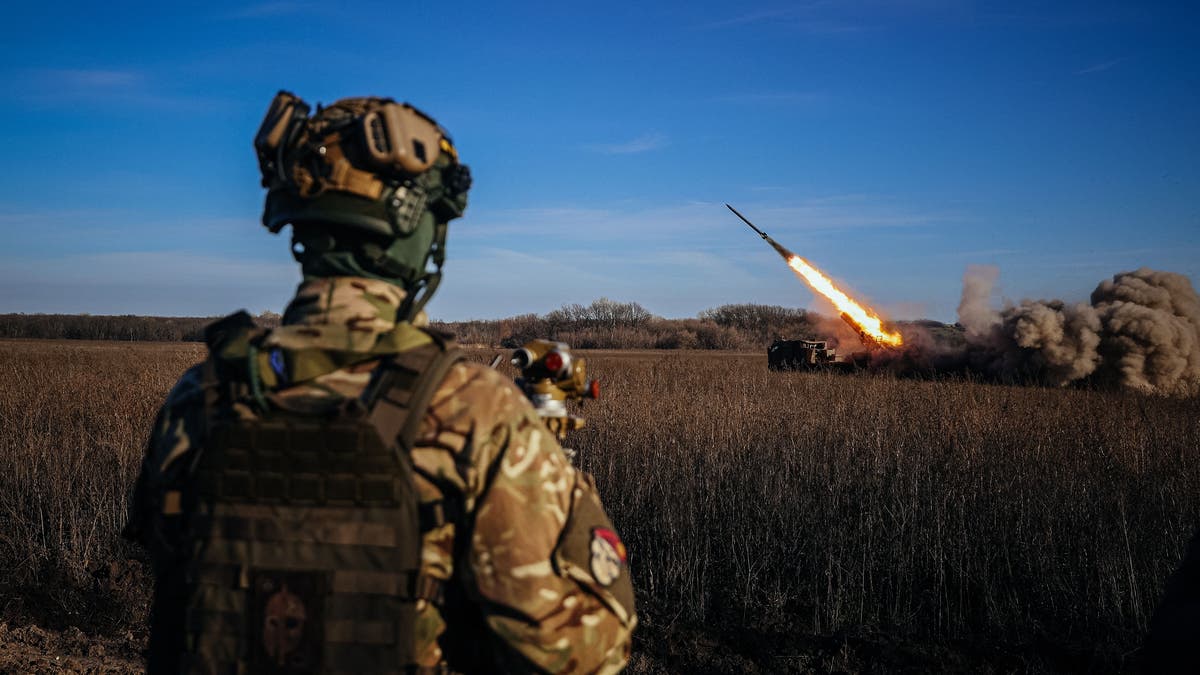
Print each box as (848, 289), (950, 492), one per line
(727, 204), (903, 348)
(788, 257), (904, 347)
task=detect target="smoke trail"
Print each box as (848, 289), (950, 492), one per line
(952, 267), (1200, 396)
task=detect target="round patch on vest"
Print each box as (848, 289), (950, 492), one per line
(263, 584), (307, 666)
(589, 527), (627, 587)
(250, 570), (324, 672)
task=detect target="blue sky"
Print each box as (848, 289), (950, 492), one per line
(0, 1), (1196, 321)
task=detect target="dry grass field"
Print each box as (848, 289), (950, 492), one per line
(2, 339), (1199, 672)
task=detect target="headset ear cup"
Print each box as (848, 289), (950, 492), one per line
(429, 163), (470, 223)
(446, 163), (472, 194)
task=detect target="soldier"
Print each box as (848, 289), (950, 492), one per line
(123, 92), (636, 674)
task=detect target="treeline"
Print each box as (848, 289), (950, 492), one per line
(0, 301), (826, 349)
(432, 298), (824, 350)
(0, 312), (281, 342)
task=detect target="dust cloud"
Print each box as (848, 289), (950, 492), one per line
(953, 267), (1200, 396)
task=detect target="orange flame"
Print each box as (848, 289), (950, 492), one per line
(786, 256), (904, 347)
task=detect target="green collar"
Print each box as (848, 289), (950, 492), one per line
(205, 310), (433, 397)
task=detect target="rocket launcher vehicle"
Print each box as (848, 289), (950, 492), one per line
(840, 312), (884, 350)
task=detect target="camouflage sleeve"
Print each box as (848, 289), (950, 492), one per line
(123, 363), (207, 552)
(420, 362), (636, 674)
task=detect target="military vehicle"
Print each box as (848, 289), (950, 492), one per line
(768, 338), (846, 371)
(768, 310), (900, 372)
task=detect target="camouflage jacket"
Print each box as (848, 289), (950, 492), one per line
(125, 277), (636, 673)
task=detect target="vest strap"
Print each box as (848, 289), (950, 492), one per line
(366, 343), (464, 454)
(418, 500), (445, 531)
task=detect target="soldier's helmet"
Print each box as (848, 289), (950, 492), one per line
(254, 91), (472, 320)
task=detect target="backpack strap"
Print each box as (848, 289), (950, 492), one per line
(365, 337), (465, 455)
(361, 338), (464, 610)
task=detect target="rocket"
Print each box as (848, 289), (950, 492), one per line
(726, 202), (904, 351)
(725, 203), (795, 260)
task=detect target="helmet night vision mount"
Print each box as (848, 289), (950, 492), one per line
(254, 90), (472, 321)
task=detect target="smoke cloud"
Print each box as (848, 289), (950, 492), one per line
(957, 265), (1000, 337)
(951, 267), (1200, 396)
(1091, 269), (1200, 395)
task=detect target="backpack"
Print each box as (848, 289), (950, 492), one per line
(155, 312), (462, 674)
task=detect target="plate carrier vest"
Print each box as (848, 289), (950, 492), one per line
(173, 321), (462, 675)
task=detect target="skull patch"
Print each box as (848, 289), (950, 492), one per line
(263, 584), (307, 665)
(250, 570), (324, 673)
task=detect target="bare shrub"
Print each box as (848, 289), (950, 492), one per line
(699, 303), (819, 344)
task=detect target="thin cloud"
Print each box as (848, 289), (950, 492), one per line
(0, 251), (294, 286)
(583, 132), (669, 155)
(697, 7), (804, 29)
(0, 251), (296, 316)
(441, 196), (954, 316)
(979, 5), (1145, 30)
(714, 91), (828, 105)
(694, 6), (874, 33)
(1076, 58), (1126, 75)
(223, 2), (319, 19)
(10, 67), (230, 110)
(0, 210), (261, 251)
(435, 246), (785, 320)
(0, 208), (125, 225)
(804, 193), (880, 205)
(451, 197), (960, 250)
(788, 19), (875, 34)
(45, 69), (144, 88)
(950, 248), (1023, 258)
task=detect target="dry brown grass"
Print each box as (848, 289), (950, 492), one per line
(0, 340), (203, 637)
(572, 352), (1200, 671)
(1, 340), (1198, 672)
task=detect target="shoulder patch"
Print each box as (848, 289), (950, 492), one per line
(590, 527), (627, 587)
(550, 472), (635, 621)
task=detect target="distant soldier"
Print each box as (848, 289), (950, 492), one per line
(124, 92), (636, 674)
